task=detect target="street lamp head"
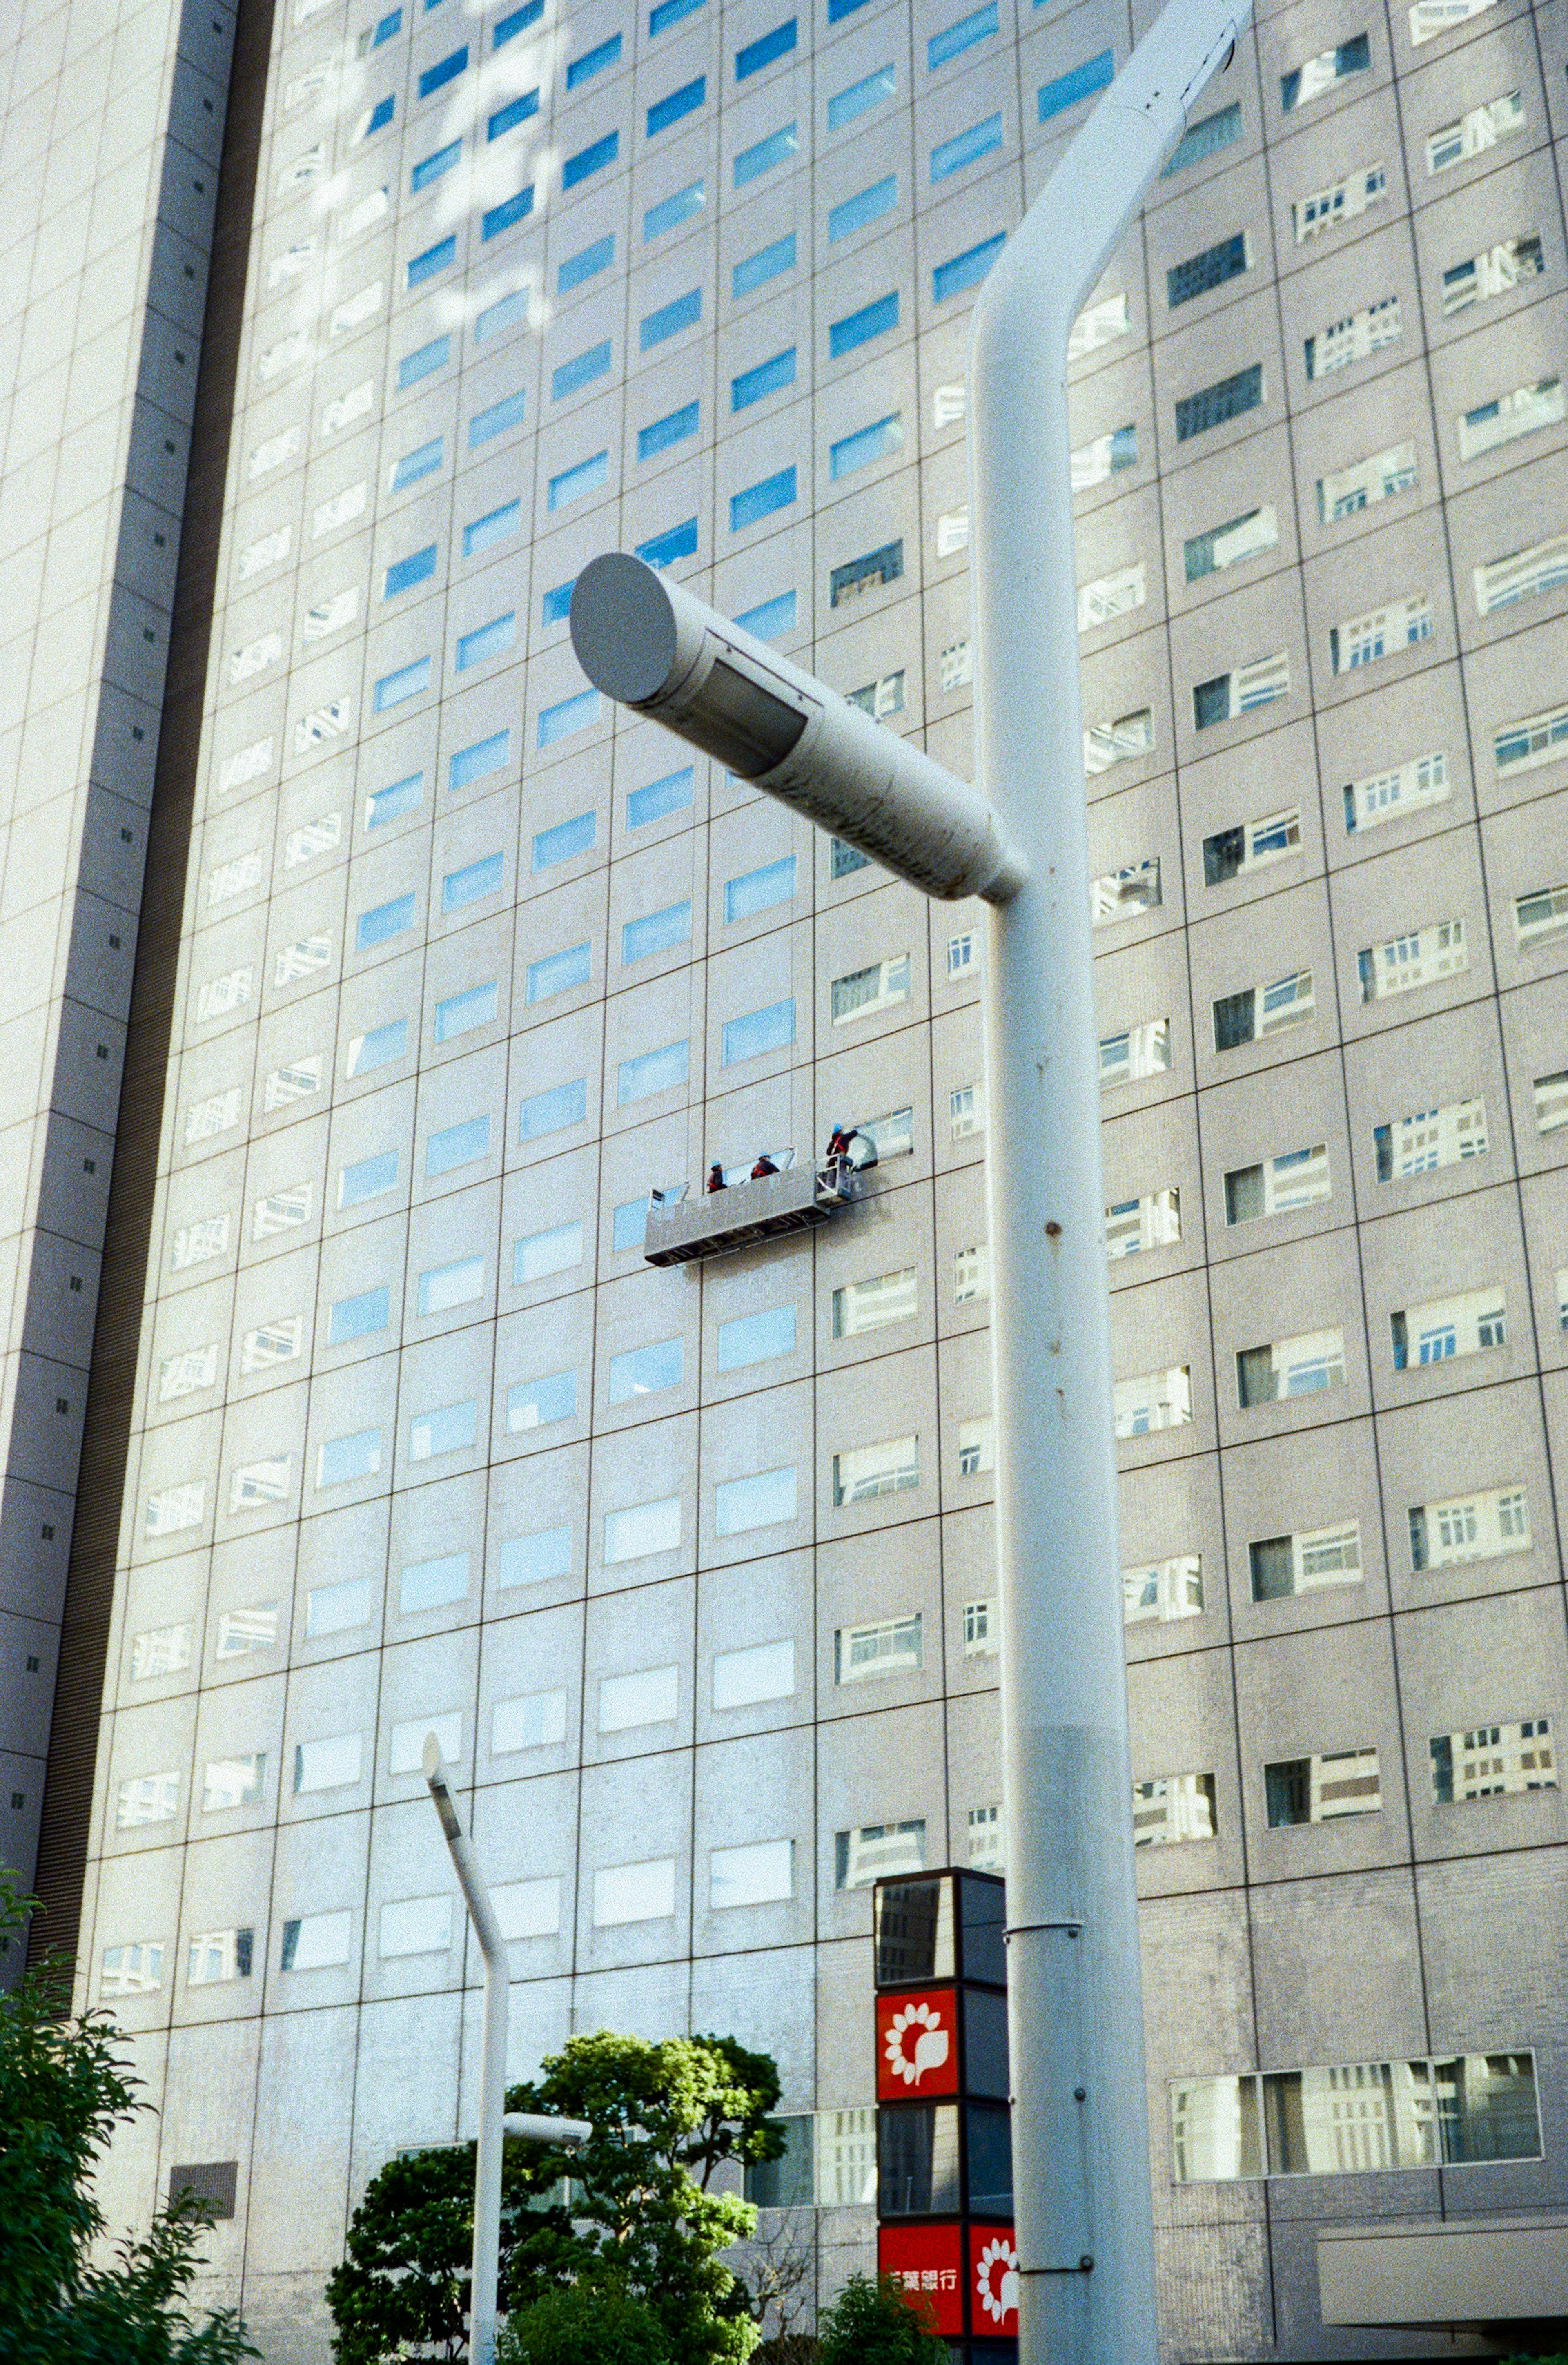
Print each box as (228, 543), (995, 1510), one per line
(422, 1735), (463, 1841)
(570, 553), (1024, 905)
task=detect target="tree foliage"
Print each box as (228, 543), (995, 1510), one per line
(815, 2274), (950, 2364)
(496, 2275), (670, 2365)
(0, 1871), (255, 2365)
(328, 2027), (785, 2365)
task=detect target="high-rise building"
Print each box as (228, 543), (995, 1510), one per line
(5, 0), (1568, 2354)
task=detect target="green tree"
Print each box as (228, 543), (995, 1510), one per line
(497, 2276), (670, 2364)
(0, 1871), (255, 2365)
(816, 2274), (949, 2364)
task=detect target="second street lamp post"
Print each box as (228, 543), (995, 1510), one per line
(568, 7), (1249, 2358)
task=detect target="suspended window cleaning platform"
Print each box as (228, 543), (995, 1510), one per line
(644, 1152), (869, 1267)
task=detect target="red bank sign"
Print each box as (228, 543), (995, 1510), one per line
(877, 2222), (965, 2337)
(875, 1984), (960, 2100)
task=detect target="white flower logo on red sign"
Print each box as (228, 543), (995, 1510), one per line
(882, 1999), (951, 2086)
(976, 2235), (1020, 2323)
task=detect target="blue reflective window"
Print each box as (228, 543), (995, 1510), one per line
(650, 0), (701, 27)
(328, 1285), (388, 1346)
(732, 346), (795, 410)
(548, 451), (609, 509)
(356, 894), (416, 950)
(443, 851), (504, 910)
(716, 1303), (796, 1369)
(348, 1017), (409, 1073)
(558, 232), (614, 292)
(564, 129), (619, 187)
(648, 74), (704, 134)
(474, 289), (529, 343)
(469, 387), (526, 445)
(927, 2), (995, 69)
(408, 234), (457, 287)
(450, 729), (510, 790)
(533, 809), (596, 865)
(828, 0), (870, 19)
(1038, 47), (1114, 122)
(513, 1223), (582, 1285)
(411, 138), (460, 189)
(829, 292), (898, 357)
(619, 1039), (689, 1103)
(827, 62), (893, 129)
(390, 435), (443, 489)
(417, 44), (467, 95)
(508, 1370), (577, 1430)
(482, 185), (533, 239)
(360, 94), (395, 137)
(933, 232), (1005, 302)
(398, 333), (450, 387)
(520, 1078), (588, 1139)
(641, 287), (701, 349)
(628, 766), (694, 827)
(552, 339), (612, 399)
(829, 175), (896, 240)
(613, 1197), (651, 1250)
(498, 1523), (573, 1583)
(541, 579), (575, 624)
(735, 589), (796, 638)
(384, 544), (437, 598)
(638, 400), (699, 460)
(637, 517), (699, 568)
(733, 233), (795, 297)
(367, 771), (423, 826)
(428, 1114), (491, 1175)
(456, 613), (516, 671)
(644, 178), (705, 238)
(434, 981), (498, 1041)
(730, 466), (796, 531)
(371, 8), (402, 44)
(408, 1404), (478, 1463)
(527, 942), (592, 1001)
(714, 1465), (796, 1533)
(463, 498), (521, 558)
(931, 113), (1002, 180)
(318, 1427), (382, 1487)
(736, 18), (795, 77)
(608, 1336), (683, 1401)
(722, 998), (796, 1063)
(494, 0), (542, 44)
(488, 89), (539, 138)
(623, 898), (692, 961)
(1160, 100), (1241, 177)
(340, 1150), (398, 1206)
(831, 413), (902, 478)
(568, 31), (622, 85)
(725, 854), (796, 920)
(537, 692), (599, 749)
(372, 657), (431, 711)
(734, 122), (797, 185)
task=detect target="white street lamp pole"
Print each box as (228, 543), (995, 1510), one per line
(423, 1739), (592, 2365)
(568, 14), (1249, 2360)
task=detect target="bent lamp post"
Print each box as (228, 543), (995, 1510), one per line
(423, 1738), (592, 2365)
(569, 6), (1248, 2358)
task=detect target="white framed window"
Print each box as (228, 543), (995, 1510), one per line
(1236, 1329), (1346, 1405)
(1441, 234), (1542, 316)
(294, 1732), (363, 1794)
(1534, 1070), (1568, 1135)
(1183, 505), (1278, 582)
(845, 669), (905, 720)
(940, 638), (973, 690)
(1282, 36), (1369, 111)
(159, 1346), (218, 1400)
(1224, 1145), (1330, 1224)
(957, 1417), (994, 1476)
(592, 1859), (677, 1928)
(1091, 858), (1162, 925)
(1330, 593), (1432, 673)
(129, 1623), (192, 1681)
(1212, 970), (1315, 1050)
(116, 1771), (179, 1828)
(1374, 1095), (1487, 1180)
(832, 1268), (917, 1337)
(832, 1435), (919, 1505)
(1316, 439), (1417, 522)
(1431, 1716), (1554, 1803)
(836, 1821), (926, 1889)
(1496, 702), (1568, 776)
(1078, 561), (1147, 632)
(1249, 1522), (1362, 1601)
(1203, 807), (1301, 884)
(831, 954), (910, 1023)
(860, 1104), (915, 1159)
(1123, 1554), (1204, 1625)
(1106, 1188), (1181, 1258)
(1292, 161), (1386, 242)
(1098, 1017), (1171, 1087)
(1410, 1484), (1528, 1569)
(947, 930), (978, 976)
(1515, 885), (1568, 950)
(1084, 706), (1154, 773)
(229, 1456), (292, 1511)
(1070, 421), (1137, 490)
(1113, 1365), (1192, 1437)
(710, 1838), (795, 1908)
(1305, 296), (1402, 379)
(953, 1244), (989, 1303)
(202, 1752), (266, 1811)
(101, 1942), (165, 1996)
(949, 1082), (983, 1139)
(145, 1482), (205, 1537)
(713, 1637), (795, 1709)
(1266, 1750), (1381, 1826)
(188, 1927), (254, 1986)
(280, 1910), (354, 1970)
(1343, 750), (1448, 833)
(1133, 1772), (1216, 1846)
(1068, 292), (1129, 359)
(1427, 88), (1525, 173)
(963, 1597), (998, 1655)
(835, 1613), (922, 1683)
(1392, 1286), (1505, 1370)
(1459, 377), (1563, 462)
(1410, 0), (1501, 43)
(1477, 535), (1568, 618)
(936, 508), (970, 557)
(1357, 920), (1467, 1001)
(933, 381), (966, 427)
(240, 1318), (303, 1373)
(1193, 650), (1290, 723)
(967, 1803), (1004, 1869)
